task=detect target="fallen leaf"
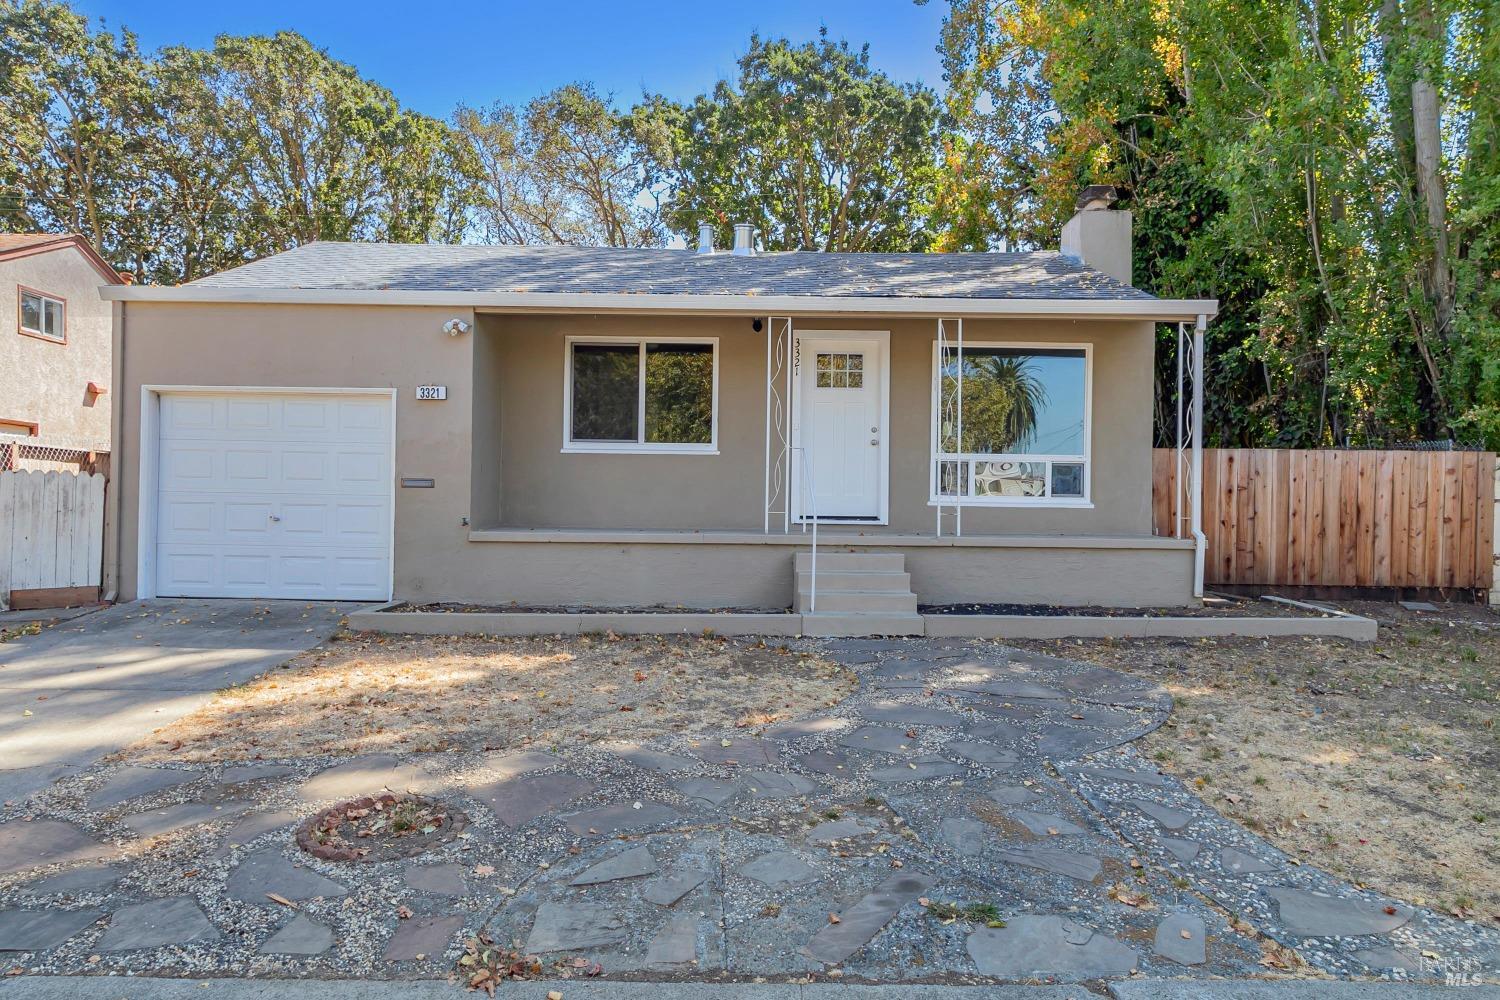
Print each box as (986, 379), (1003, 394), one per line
(265, 892), (297, 909)
(397, 905), (414, 920)
(828, 913), (841, 924)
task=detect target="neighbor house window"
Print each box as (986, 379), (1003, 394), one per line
(565, 337), (717, 453)
(19, 287), (65, 343)
(931, 343), (1090, 504)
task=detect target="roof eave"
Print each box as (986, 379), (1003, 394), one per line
(101, 286), (1219, 321)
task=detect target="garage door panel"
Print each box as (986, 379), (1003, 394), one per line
(154, 391), (393, 601)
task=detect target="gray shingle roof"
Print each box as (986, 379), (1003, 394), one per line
(187, 242), (1154, 301)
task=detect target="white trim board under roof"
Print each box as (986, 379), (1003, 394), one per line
(100, 242), (1218, 322)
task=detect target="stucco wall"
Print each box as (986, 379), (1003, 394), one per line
(1, 247), (114, 451)
(482, 313), (1156, 535)
(114, 301), (1181, 606)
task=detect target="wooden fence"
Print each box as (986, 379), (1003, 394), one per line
(1153, 449), (1497, 591)
(0, 470), (107, 610)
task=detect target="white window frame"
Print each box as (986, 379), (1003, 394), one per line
(19, 286), (66, 343)
(562, 335), (719, 455)
(928, 340), (1094, 508)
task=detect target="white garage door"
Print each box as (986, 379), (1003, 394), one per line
(154, 391), (393, 600)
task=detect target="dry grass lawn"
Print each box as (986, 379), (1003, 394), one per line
(1014, 601), (1500, 925)
(122, 630), (855, 763)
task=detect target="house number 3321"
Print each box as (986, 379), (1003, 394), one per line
(416, 385), (448, 400)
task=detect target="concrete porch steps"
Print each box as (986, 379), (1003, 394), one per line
(794, 551), (924, 635)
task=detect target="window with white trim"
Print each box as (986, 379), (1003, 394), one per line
(932, 343), (1090, 504)
(565, 337), (717, 452)
(19, 287), (65, 342)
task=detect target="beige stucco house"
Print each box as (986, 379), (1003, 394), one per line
(2, 233), (121, 468)
(102, 192), (1217, 630)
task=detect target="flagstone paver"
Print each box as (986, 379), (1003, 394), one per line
(688, 737), (779, 767)
(471, 772), (595, 828)
(24, 864), (121, 894)
(0, 819), (108, 877)
(804, 871), (933, 963)
(525, 903), (627, 952)
(0, 908), (103, 950)
(1154, 911), (1207, 966)
(4, 634), (1496, 986)
(1267, 887), (1413, 936)
(570, 846), (658, 885)
(122, 800), (252, 838)
(737, 851), (819, 886)
(404, 863), (468, 897)
(85, 766), (199, 811)
(99, 896), (219, 951)
(225, 849), (348, 902)
(260, 914), (335, 956)
(563, 801), (684, 837)
(1220, 846), (1277, 874)
(641, 865), (710, 906)
(384, 914), (464, 961)
(967, 915), (1138, 978)
(298, 755), (432, 803)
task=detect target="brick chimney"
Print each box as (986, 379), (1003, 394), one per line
(1060, 185), (1132, 285)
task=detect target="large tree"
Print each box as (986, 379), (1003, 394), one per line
(634, 32), (946, 252)
(455, 83), (662, 247)
(929, 0), (1499, 447)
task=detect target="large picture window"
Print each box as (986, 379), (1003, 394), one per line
(565, 337), (717, 453)
(931, 343), (1090, 505)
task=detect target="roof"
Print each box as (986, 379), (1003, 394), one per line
(103, 241), (1218, 321)
(188, 241), (1155, 301)
(0, 233), (124, 284)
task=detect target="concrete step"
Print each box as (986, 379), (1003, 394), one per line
(794, 551), (905, 573)
(794, 589), (920, 614)
(800, 612), (926, 637)
(795, 569), (912, 592)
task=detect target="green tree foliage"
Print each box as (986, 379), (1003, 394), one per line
(930, 0), (1499, 447)
(633, 32), (946, 252)
(0, 3), (478, 283)
(455, 83), (662, 247)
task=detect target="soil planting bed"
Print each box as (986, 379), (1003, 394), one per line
(296, 793), (469, 862)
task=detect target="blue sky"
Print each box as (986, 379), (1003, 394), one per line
(70, 1), (950, 116)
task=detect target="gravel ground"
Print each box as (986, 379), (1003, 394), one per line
(1007, 600), (1500, 925)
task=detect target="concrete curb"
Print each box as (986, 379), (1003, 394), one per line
(345, 608), (1378, 641)
(1110, 981), (1500, 998)
(0, 978), (1096, 999)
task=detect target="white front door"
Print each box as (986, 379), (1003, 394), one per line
(794, 332), (888, 521)
(152, 390), (394, 600)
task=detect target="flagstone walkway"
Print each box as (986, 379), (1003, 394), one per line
(0, 637), (1495, 987)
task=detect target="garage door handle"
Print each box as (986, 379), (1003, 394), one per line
(268, 514), (281, 522)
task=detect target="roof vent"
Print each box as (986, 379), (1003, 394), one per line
(697, 222), (714, 255)
(732, 223), (755, 256)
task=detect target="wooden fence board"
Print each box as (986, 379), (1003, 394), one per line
(1153, 448), (1496, 592)
(1, 471), (106, 609)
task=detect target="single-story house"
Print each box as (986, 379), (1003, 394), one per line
(101, 188), (1217, 631)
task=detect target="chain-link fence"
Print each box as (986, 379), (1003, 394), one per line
(0, 440), (109, 474)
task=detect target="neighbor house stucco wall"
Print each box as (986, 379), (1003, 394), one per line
(2, 246), (114, 451)
(481, 313), (1156, 536)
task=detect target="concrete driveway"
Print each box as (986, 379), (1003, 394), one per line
(0, 600), (363, 804)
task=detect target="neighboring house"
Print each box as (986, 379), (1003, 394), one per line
(102, 190), (1218, 626)
(1, 233), (122, 469)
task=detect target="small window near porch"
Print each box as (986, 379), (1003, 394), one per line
(566, 338), (717, 453)
(932, 344), (1090, 505)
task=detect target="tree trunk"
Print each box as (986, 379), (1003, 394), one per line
(1410, 0), (1454, 339)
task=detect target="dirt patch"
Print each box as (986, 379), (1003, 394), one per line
(921, 595), (1333, 617)
(297, 793), (468, 862)
(121, 631), (856, 763)
(1010, 600), (1500, 924)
